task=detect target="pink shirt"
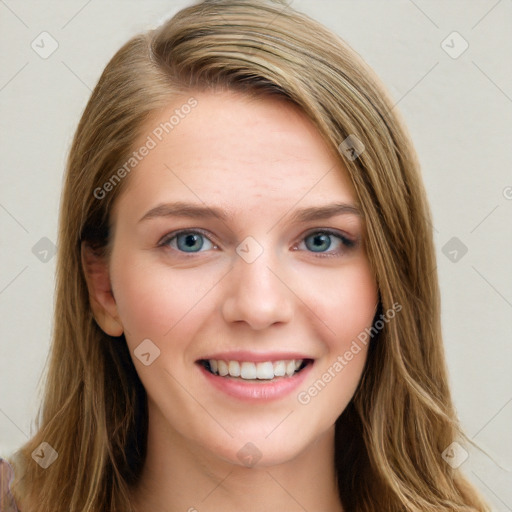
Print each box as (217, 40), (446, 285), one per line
(0, 458), (20, 511)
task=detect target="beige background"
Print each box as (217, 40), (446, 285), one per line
(1, 0), (511, 509)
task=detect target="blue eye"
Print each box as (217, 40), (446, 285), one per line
(300, 230), (355, 256)
(159, 229), (355, 257)
(161, 230), (215, 253)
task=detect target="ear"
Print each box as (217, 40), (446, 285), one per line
(81, 241), (124, 337)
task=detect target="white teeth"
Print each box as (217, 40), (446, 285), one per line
(240, 362), (257, 379)
(273, 360), (286, 377)
(207, 359), (305, 380)
(228, 360), (240, 377)
(256, 362), (274, 379)
(217, 360), (229, 377)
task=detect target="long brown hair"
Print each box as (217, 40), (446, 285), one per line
(9, 1), (489, 510)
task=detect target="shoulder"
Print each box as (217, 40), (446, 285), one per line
(0, 457), (21, 511)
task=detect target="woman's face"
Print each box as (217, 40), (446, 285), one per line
(105, 90), (378, 467)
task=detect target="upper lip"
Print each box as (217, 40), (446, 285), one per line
(197, 351), (314, 363)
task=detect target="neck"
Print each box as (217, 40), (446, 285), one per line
(130, 404), (344, 512)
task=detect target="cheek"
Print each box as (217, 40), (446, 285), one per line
(294, 263), (377, 423)
(109, 251), (216, 347)
(302, 260), (378, 349)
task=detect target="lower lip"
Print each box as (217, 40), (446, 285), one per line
(198, 362), (314, 402)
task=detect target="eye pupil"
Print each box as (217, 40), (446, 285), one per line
(306, 233), (331, 252)
(177, 233), (203, 252)
(166, 230), (349, 256)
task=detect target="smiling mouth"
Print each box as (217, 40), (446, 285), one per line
(199, 358), (313, 381)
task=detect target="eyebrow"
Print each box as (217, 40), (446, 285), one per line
(138, 201), (361, 224)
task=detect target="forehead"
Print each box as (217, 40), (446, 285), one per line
(113, 90), (357, 222)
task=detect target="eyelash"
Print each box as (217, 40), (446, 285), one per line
(158, 228), (356, 258)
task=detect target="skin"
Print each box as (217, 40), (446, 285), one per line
(83, 90), (378, 511)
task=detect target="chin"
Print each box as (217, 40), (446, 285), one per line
(200, 426), (320, 470)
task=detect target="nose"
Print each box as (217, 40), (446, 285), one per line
(221, 247), (294, 330)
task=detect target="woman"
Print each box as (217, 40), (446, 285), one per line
(2, 0), (489, 510)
